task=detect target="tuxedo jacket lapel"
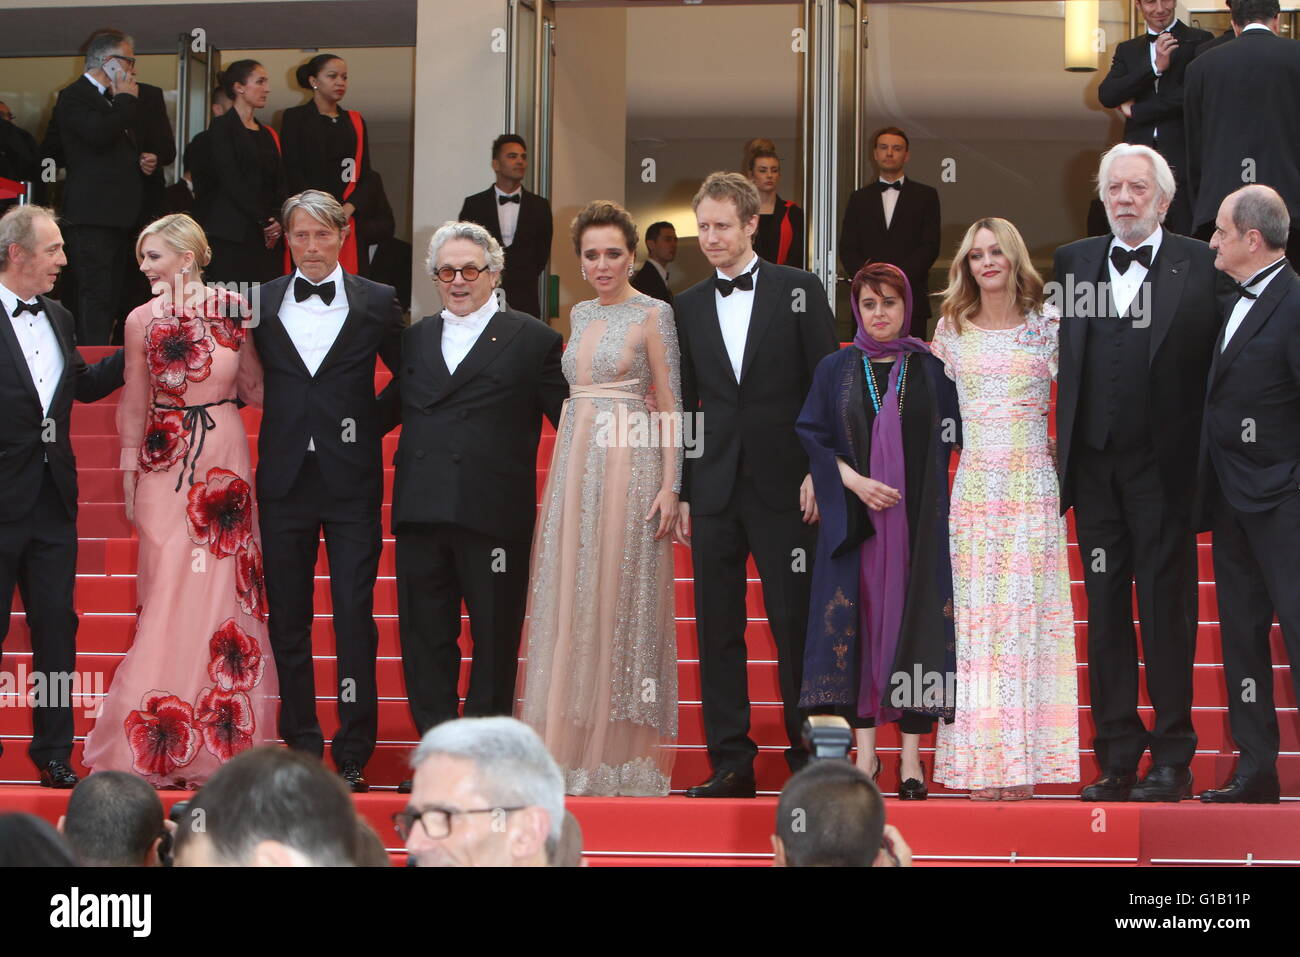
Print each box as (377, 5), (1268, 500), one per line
(314, 272), (367, 377)
(0, 305), (42, 409)
(260, 278), (312, 378)
(435, 311), (522, 403)
(1211, 266), (1295, 388)
(739, 262), (781, 383)
(421, 313), (451, 385)
(695, 283), (735, 393)
(1146, 244), (1188, 365)
(44, 301), (75, 409)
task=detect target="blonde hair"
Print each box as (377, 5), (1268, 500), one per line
(939, 217), (1043, 334)
(136, 214), (212, 278)
(692, 171), (760, 224)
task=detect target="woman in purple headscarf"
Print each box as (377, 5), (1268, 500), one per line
(796, 261), (960, 800)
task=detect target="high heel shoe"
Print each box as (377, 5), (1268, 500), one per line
(897, 761), (928, 800)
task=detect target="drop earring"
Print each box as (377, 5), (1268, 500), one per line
(581, 267), (588, 281)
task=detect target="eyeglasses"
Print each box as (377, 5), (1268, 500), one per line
(434, 264), (488, 283)
(392, 805), (525, 841)
(109, 54), (137, 67)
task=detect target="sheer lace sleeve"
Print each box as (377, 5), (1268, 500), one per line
(930, 315), (959, 382)
(236, 324), (264, 409)
(644, 299), (683, 494)
(116, 308), (150, 472)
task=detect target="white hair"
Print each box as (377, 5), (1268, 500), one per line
(0, 205), (56, 271)
(411, 717), (565, 852)
(1096, 143), (1177, 211)
(426, 220), (505, 277)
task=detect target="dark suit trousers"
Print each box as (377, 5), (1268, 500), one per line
(1211, 489), (1300, 781)
(691, 470), (815, 775)
(259, 453), (381, 766)
(1073, 443), (1198, 772)
(67, 224), (130, 345)
(396, 523), (529, 734)
(0, 467), (78, 767)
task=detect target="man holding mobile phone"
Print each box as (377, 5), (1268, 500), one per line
(53, 29), (142, 344)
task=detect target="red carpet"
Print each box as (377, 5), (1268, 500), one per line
(1, 347), (1296, 865)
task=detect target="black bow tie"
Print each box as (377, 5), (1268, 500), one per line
(1232, 259), (1287, 301)
(498, 193), (521, 205)
(12, 299), (42, 317)
(1110, 244), (1153, 275)
(294, 277), (336, 305)
(1146, 30), (1171, 44)
(879, 181), (902, 191)
(715, 263), (758, 297)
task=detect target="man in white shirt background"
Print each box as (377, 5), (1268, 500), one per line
(631, 220), (676, 306)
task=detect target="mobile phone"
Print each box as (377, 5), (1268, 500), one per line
(103, 58), (124, 86)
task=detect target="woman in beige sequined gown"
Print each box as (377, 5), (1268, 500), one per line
(518, 202), (682, 796)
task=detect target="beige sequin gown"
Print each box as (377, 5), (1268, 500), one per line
(518, 293), (681, 796)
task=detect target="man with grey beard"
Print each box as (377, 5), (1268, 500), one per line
(1052, 143), (1224, 804)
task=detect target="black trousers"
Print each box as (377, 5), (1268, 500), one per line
(1211, 488), (1300, 781)
(396, 522), (530, 734)
(66, 223), (130, 345)
(1073, 442), (1198, 772)
(259, 453), (382, 766)
(0, 468), (78, 767)
(691, 471), (815, 775)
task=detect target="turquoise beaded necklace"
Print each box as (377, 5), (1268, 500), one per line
(863, 353), (909, 415)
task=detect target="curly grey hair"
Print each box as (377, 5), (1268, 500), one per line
(426, 220), (505, 278)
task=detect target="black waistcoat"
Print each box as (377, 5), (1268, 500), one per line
(1077, 249), (1154, 451)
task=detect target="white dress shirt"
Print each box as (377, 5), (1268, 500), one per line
(1222, 257), (1288, 353)
(278, 264), (349, 450)
(880, 176), (905, 229)
(83, 72), (108, 95)
(441, 296), (497, 374)
(495, 186), (522, 247)
(1107, 226), (1163, 317)
(648, 258), (669, 284)
(715, 253), (760, 382)
(1242, 23), (1273, 34)
(1, 280), (64, 417)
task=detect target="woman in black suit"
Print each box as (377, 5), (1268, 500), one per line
(280, 54), (391, 276)
(748, 147), (805, 268)
(203, 60), (286, 286)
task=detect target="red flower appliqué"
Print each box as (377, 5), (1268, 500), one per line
(206, 302), (246, 351)
(146, 314), (214, 394)
(186, 467), (254, 559)
(207, 618), (265, 691)
(195, 686), (255, 761)
(138, 408), (191, 472)
(235, 544), (268, 621)
(124, 691), (200, 777)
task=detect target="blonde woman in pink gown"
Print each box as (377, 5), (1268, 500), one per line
(82, 214), (278, 788)
(518, 201), (681, 796)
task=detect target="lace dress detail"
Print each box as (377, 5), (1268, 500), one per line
(931, 308), (1079, 789)
(518, 293), (681, 796)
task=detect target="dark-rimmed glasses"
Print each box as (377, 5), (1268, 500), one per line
(392, 805), (525, 841)
(434, 264), (488, 283)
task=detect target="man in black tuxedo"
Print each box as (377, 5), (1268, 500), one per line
(1053, 144), (1223, 803)
(392, 221), (567, 791)
(674, 172), (838, 798)
(117, 81), (176, 340)
(1185, 0), (1300, 264)
(457, 134), (553, 320)
(250, 190), (403, 793)
(53, 30), (143, 345)
(1097, 0), (1211, 236)
(839, 127), (940, 330)
(631, 220), (676, 305)
(1198, 185), (1300, 804)
(0, 205), (124, 787)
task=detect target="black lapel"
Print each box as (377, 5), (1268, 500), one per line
(1063, 238), (1107, 376)
(313, 271), (367, 377)
(887, 180), (911, 233)
(477, 189), (504, 245)
(1211, 265), (1297, 388)
(692, 279), (735, 392)
(259, 276), (311, 377)
(1145, 237), (1188, 365)
(0, 299), (41, 408)
(739, 260), (781, 384)
(43, 297), (76, 409)
(434, 310), (523, 403)
(420, 313), (451, 386)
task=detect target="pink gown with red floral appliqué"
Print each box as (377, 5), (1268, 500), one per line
(82, 288), (278, 788)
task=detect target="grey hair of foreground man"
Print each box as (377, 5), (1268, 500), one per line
(411, 716), (565, 854)
(425, 220), (506, 277)
(1095, 143), (1176, 211)
(0, 204), (57, 271)
(1228, 183), (1291, 251)
(281, 188), (350, 231)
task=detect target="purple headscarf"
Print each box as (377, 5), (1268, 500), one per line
(850, 263), (931, 722)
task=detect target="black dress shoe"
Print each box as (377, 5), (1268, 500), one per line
(684, 769), (756, 798)
(397, 779), (413, 794)
(338, 760), (369, 793)
(897, 761), (928, 800)
(1129, 765), (1192, 802)
(1080, 770), (1137, 802)
(1200, 774), (1281, 804)
(39, 760), (79, 789)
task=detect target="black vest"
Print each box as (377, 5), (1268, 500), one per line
(1077, 250), (1154, 451)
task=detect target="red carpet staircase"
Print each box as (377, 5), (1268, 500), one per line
(2, 348), (1296, 865)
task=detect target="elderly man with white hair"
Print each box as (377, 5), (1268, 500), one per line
(392, 223), (566, 792)
(1052, 143), (1225, 804)
(397, 716), (565, 867)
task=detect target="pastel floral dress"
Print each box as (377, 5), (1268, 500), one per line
(930, 308), (1079, 789)
(82, 288), (278, 788)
